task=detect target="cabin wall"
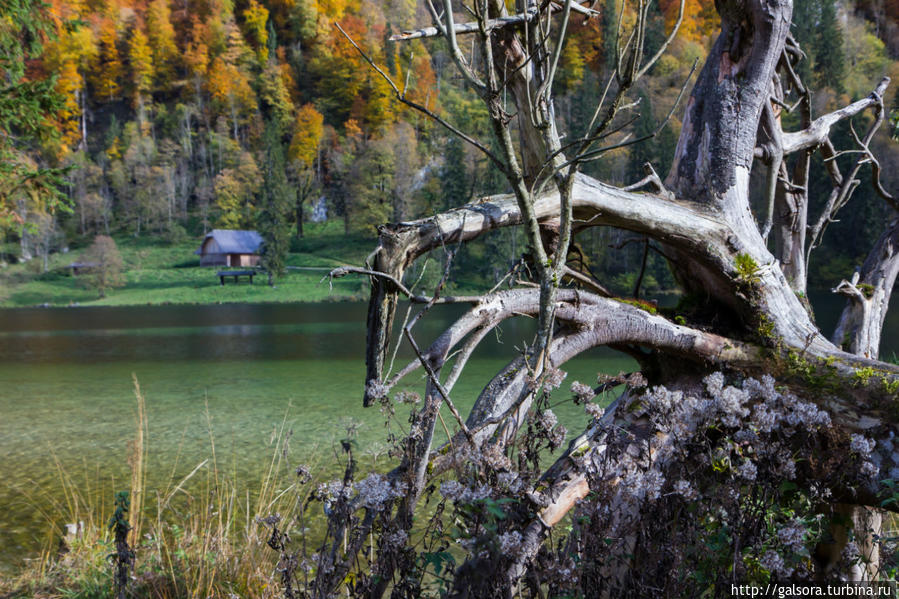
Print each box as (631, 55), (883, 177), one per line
(196, 235), (260, 267)
(227, 254), (259, 267)
(200, 253), (227, 266)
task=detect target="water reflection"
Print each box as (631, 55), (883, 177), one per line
(0, 301), (632, 571)
(2, 291), (896, 572)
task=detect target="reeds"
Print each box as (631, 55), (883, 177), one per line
(0, 379), (320, 599)
(129, 374), (148, 549)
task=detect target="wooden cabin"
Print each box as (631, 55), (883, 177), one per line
(195, 229), (263, 267)
(68, 261), (99, 275)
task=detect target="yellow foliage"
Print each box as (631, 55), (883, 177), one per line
(556, 39), (586, 94)
(259, 60), (296, 130)
(128, 25), (154, 101)
(289, 103), (324, 167)
(317, 0), (352, 22)
(214, 152), (261, 227)
(67, 25), (98, 68)
(55, 60), (82, 154)
(90, 18), (123, 102)
(43, 23), (97, 156)
(355, 69), (395, 131)
(844, 16), (890, 98)
(146, 0), (179, 82)
(242, 0), (269, 63)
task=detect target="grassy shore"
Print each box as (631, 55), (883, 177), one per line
(0, 223), (377, 307)
(0, 380), (322, 599)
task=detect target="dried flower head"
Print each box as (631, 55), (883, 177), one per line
(365, 379), (389, 401)
(571, 380), (595, 404)
(355, 473), (406, 509)
(498, 531), (523, 556)
(440, 480), (465, 502)
(673, 479), (698, 500)
(777, 520), (806, 552)
(737, 460), (757, 481)
(850, 434), (876, 457)
(538, 409), (559, 432)
(394, 390), (421, 404)
(295, 465), (312, 484)
(585, 402), (605, 419)
(544, 368), (567, 391)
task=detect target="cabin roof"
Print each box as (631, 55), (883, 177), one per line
(195, 229), (263, 255)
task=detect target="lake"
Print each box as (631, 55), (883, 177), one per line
(2, 292), (898, 574)
(0, 301), (634, 573)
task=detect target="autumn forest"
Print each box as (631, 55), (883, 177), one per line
(1, 0), (897, 295)
(5, 0), (899, 595)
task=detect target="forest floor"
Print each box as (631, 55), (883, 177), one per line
(0, 222), (381, 307)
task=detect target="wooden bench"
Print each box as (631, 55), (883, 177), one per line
(217, 270), (255, 285)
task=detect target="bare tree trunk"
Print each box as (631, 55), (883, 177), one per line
(313, 0), (899, 594)
(833, 219), (899, 358)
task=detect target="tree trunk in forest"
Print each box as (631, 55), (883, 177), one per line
(833, 219), (899, 358)
(295, 200), (304, 239)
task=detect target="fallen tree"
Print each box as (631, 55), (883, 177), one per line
(295, 0), (899, 595)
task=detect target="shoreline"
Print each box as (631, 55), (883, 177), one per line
(5, 292), (368, 310)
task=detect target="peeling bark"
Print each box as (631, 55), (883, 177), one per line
(334, 0), (899, 593)
(833, 219), (899, 359)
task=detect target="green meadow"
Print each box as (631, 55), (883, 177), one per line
(0, 222), (378, 307)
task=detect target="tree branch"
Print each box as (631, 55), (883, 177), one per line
(389, 1), (598, 41)
(781, 77), (890, 155)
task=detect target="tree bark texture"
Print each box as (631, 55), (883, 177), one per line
(337, 0), (899, 593)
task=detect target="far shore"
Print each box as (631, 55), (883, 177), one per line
(0, 223), (379, 308)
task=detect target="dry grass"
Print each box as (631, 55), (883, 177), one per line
(0, 379), (320, 599)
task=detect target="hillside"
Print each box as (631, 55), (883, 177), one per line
(0, 0), (898, 302)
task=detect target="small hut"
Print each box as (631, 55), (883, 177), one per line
(68, 261), (99, 275)
(195, 229), (263, 267)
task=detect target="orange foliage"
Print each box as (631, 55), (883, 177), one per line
(396, 51), (438, 112)
(206, 56), (257, 117)
(344, 118), (363, 141)
(660, 0), (718, 44)
(184, 17), (211, 76)
(567, 20), (603, 72)
(277, 47), (299, 101)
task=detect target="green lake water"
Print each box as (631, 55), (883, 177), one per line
(4, 292), (896, 574)
(0, 302), (634, 573)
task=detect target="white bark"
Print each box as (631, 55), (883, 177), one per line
(342, 0), (899, 593)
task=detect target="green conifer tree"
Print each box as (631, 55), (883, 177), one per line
(814, 0), (846, 93)
(258, 119), (292, 286)
(626, 90), (656, 184)
(439, 136), (468, 211)
(791, 0), (817, 85)
(601, 0), (618, 71)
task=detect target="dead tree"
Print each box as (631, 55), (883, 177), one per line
(321, 0), (899, 595)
